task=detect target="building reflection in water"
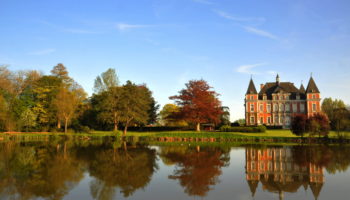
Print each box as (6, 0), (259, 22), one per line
(245, 147), (324, 200)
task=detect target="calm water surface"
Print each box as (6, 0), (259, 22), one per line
(1, 137), (350, 200)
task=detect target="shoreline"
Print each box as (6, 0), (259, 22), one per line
(1, 130), (350, 145)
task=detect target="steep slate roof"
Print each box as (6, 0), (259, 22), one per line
(310, 182), (323, 200)
(300, 84), (306, 93)
(258, 82), (305, 100)
(306, 77), (320, 93)
(247, 180), (259, 197)
(246, 79), (258, 94)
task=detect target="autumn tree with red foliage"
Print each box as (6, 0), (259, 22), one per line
(308, 112), (330, 138)
(291, 114), (308, 138)
(170, 80), (223, 131)
(291, 113), (330, 138)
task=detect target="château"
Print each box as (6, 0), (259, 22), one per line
(244, 74), (321, 128)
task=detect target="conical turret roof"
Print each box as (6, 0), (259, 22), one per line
(247, 180), (259, 197)
(306, 77), (320, 93)
(246, 78), (258, 94)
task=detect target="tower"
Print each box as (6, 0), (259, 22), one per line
(245, 78), (258, 125)
(305, 76), (321, 117)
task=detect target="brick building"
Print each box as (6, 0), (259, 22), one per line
(244, 75), (321, 128)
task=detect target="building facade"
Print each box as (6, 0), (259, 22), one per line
(245, 75), (321, 128)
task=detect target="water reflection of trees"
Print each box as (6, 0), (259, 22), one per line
(292, 145), (350, 174)
(0, 140), (158, 200)
(84, 143), (158, 200)
(0, 141), (84, 200)
(159, 146), (230, 197)
(245, 145), (350, 200)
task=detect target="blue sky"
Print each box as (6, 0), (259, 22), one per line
(1, 0), (350, 120)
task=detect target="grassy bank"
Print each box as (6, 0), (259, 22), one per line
(1, 129), (350, 140)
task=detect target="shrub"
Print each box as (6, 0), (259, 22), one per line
(291, 114), (308, 137)
(308, 113), (330, 137)
(220, 125), (266, 133)
(231, 122), (240, 127)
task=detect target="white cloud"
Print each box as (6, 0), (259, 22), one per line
(28, 48), (56, 56)
(267, 70), (277, 75)
(243, 26), (279, 40)
(214, 10), (265, 22)
(236, 63), (267, 74)
(192, 0), (213, 5)
(116, 23), (153, 31)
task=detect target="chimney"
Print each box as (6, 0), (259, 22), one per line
(260, 84), (264, 90)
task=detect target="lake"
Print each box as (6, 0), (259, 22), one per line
(0, 136), (350, 200)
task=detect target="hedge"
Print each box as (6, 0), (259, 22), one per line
(220, 125), (266, 133)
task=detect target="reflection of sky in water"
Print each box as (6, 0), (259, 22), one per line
(1, 142), (349, 200)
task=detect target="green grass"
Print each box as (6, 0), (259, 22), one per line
(1, 129), (350, 140)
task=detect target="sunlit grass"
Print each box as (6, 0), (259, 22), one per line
(1, 129), (349, 139)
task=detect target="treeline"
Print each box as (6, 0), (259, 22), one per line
(291, 98), (350, 138)
(0, 64), (158, 134)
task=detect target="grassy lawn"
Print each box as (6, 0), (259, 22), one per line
(1, 129), (349, 139)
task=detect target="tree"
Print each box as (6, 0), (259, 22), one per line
(219, 106), (230, 126)
(51, 63), (72, 85)
(290, 114), (308, 138)
(333, 108), (350, 138)
(139, 85), (159, 125)
(94, 68), (119, 94)
(93, 87), (121, 132)
(119, 81), (151, 136)
(0, 94), (8, 131)
(308, 113), (330, 138)
(53, 87), (85, 133)
(32, 76), (62, 130)
(170, 80), (223, 131)
(322, 97), (346, 129)
(20, 108), (37, 132)
(0, 65), (15, 95)
(232, 119), (245, 126)
(159, 104), (188, 126)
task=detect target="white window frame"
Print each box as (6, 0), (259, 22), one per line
(300, 103), (305, 112)
(250, 116), (255, 124)
(267, 104), (271, 112)
(293, 104), (297, 112)
(250, 104), (254, 112)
